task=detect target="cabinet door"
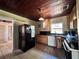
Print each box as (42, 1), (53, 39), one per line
(56, 37), (63, 48)
(37, 35), (48, 45)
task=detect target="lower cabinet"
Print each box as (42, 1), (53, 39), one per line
(56, 36), (63, 48)
(36, 35), (48, 45)
(36, 35), (63, 48)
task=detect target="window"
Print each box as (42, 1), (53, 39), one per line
(51, 23), (63, 34)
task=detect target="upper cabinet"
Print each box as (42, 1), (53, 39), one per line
(38, 19), (51, 31)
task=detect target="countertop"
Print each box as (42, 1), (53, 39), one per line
(37, 34), (65, 38)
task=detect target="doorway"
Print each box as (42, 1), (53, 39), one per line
(0, 20), (13, 57)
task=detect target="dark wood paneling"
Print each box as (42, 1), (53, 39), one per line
(0, 0), (76, 21)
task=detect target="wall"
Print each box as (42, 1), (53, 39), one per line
(50, 16), (68, 31)
(66, 6), (77, 30)
(76, 0), (79, 48)
(0, 9), (37, 50)
(0, 10), (37, 25)
(37, 16), (68, 34)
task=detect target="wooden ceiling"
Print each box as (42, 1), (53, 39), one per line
(0, 0), (76, 21)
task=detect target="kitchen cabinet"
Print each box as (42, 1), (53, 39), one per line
(36, 35), (56, 47)
(56, 36), (63, 48)
(36, 35), (63, 48)
(36, 35), (48, 45)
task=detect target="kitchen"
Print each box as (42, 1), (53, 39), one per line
(0, 0), (78, 59)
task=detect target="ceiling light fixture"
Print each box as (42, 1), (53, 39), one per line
(38, 8), (44, 21)
(39, 17), (44, 21)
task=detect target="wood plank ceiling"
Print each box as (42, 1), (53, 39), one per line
(0, 0), (76, 21)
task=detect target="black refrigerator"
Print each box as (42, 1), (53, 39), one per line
(19, 24), (35, 52)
